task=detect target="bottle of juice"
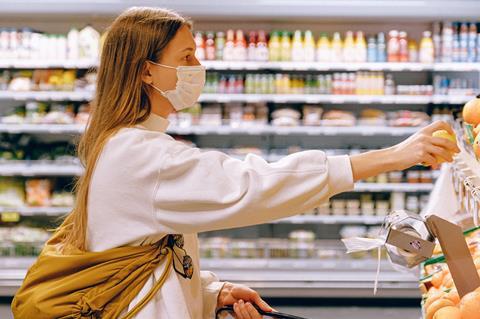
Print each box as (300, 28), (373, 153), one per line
(304, 30), (315, 62)
(452, 25), (460, 63)
(268, 31), (281, 61)
(355, 31), (367, 62)
(377, 32), (387, 62)
(291, 30), (304, 62)
(419, 31), (434, 64)
(398, 31), (408, 62)
(205, 32), (216, 61)
(460, 22), (469, 62)
(194, 32), (205, 61)
(384, 74), (396, 95)
(247, 31), (257, 61)
(234, 30), (247, 61)
(387, 30), (400, 62)
(331, 32), (343, 62)
(367, 36), (377, 62)
(223, 30), (235, 61)
(215, 31), (225, 60)
(256, 30), (269, 62)
(467, 23), (477, 62)
(316, 32), (331, 62)
(280, 31), (292, 61)
(433, 22), (442, 62)
(343, 31), (355, 62)
(441, 22), (453, 62)
(408, 40), (418, 62)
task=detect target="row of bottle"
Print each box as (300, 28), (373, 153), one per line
(194, 28), (458, 63)
(434, 21), (480, 63)
(204, 72), (400, 96)
(433, 75), (478, 96)
(0, 26), (101, 61)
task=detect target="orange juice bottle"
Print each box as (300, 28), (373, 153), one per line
(268, 31), (281, 61)
(304, 30), (316, 62)
(316, 32), (331, 62)
(291, 30), (304, 62)
(343, 31), (355, 62)
(280, 31), (292, 61)
(331, 32), (343, 62)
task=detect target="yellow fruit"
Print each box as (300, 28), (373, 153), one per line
(432, 130), (457, 163)
(433, 306), (461, 319)
(431, 271), (445, 289)
(426, 299), (455, 319)
(463, 95), (480, 126)
(459, 291), (480, 319)
(444, 289), (460, 305)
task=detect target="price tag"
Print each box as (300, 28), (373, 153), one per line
(1, 212), (20, 223)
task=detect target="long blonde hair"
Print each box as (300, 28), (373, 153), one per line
(59, 7), (190, 252)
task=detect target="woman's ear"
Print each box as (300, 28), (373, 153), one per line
(141, 61), (153, 85)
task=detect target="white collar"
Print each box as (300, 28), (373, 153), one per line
(137, 113), (170, 132)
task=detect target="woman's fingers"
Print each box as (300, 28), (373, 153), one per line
(419, 151), (439, 169)
(252, 291), (274, 312)
(245, 302), (262, 319)
(422, 120), (455, 135)
(234, 300), (253, 319)
(431, 136), (460, 154)
(426, 144), (454, 163)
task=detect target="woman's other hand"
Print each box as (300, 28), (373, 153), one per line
(217, 282), (274, 319)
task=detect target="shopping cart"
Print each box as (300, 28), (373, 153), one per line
(216, 305), (309, 319)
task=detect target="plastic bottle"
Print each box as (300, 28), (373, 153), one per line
(194, 32), (205, 61)
(367, 36), (377, 62)
(355, 31), (367, 62)
(452, 27), (460, 62)
(234, 30), (247, 61)
(419, 31), (434, 64)
(205, 32), (216, 61)
(441, 22), (453, 62)
(460, 22), (469, 62)
(268, 31), (281, 62)
(67, 28), (79, 60)
(223, 30), (235, 61)
(384, 74), (396, 95)
(280, 31), (292, 61)
(467, 23), (477, 62)
(387, 30), (400, 62)
(256, 30), (269, 62)
(331, 32), (343, 62)
(316, 32), (331, 62)
(376, 32), (387, 62)
(304, 30), (316, 62)
(432, 22), (442, 62)
(215, 31), (225, 60)
(247, 31), (257, 61)
(291, 30), (304, 62)
(343, 31), (355, 62)
(408, 40), (418, 62)
(398, 31), (409, 62)
(477, 26), (480, 62)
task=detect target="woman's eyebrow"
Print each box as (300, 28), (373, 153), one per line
(180, 47), (195, 53)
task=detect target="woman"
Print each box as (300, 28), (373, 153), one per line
(56, 7), (458, 319)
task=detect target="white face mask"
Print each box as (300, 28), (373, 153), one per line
(148, 61), (206, 111)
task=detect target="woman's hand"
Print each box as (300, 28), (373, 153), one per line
(217, 282), (274, 319)
(350, 121), (460, 181)
(389, 120), (460, 171)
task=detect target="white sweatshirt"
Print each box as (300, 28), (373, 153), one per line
(86, 113), (354, 319)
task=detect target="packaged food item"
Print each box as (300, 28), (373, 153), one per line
(375, 200), (389, 216)
(355, 31), (367, 63)
(25, 179), (51, 207)
(331, 199), (346, 215)
(303, 30), (315, 62)
(407, 170), (421, 183)
(271, 108), (301, 127)
(387, 30), (400, 62)
(390, 192), (406, 211)
(268, 31), (281, 61)
(194, 32), (205, 61)
(234, 30), (247, 61)
(205, 31), (216, 61)
(322, 110), (356, 127)
(388, 171), (404, 183)
(358, 108), (386, 126)
(398, 31), (409, 62)
(215, 31), (225, 60)
(280, 31), (292, 61)
(302, 106), (323, 126)
(420, 171), (433, 183)
(223, 29), (235, 61)
(419, 31), (434, 64)
(291, 30), (304, 62)
(0, 177), (25, 207)
(346, 199), (361, 216)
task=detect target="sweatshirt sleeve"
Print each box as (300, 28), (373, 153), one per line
(200, 270), (224, 319)
(153, 141), (354, 234)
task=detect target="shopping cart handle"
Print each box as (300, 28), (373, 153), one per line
(215, 305), (309, 319)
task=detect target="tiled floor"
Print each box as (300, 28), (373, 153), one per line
(1, 304), (421, 319)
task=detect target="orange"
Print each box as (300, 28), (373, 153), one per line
(433, 306), (461, 319)
(424, 291), (445, 311)
(459, 291), (480, 319)
(426, 299), (455, 319)
(431, 271), (445, 289)
(463, 95), (480, 126)
(442, 273), (454, 289)
(444, 289), (460, 305)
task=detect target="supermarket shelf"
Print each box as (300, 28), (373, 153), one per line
(0, 91), (93, 101)
(199, 93), (434, 104)
(0, 59), (98, 69)
(0, 0), (479, 21)
(354, 182), (433, 192)
(202, 61), (435, 72)
(277, 215), (386, 225)
(0, 123), (421, 136)
(0, 123), (84, 134)
(0, 257), (419, 298)
(0, 206), (71, 216)
(0, 162), (83, 176)
(433, 63), (480, 72)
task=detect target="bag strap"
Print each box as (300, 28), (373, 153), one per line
(121, 246), (173, 319)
